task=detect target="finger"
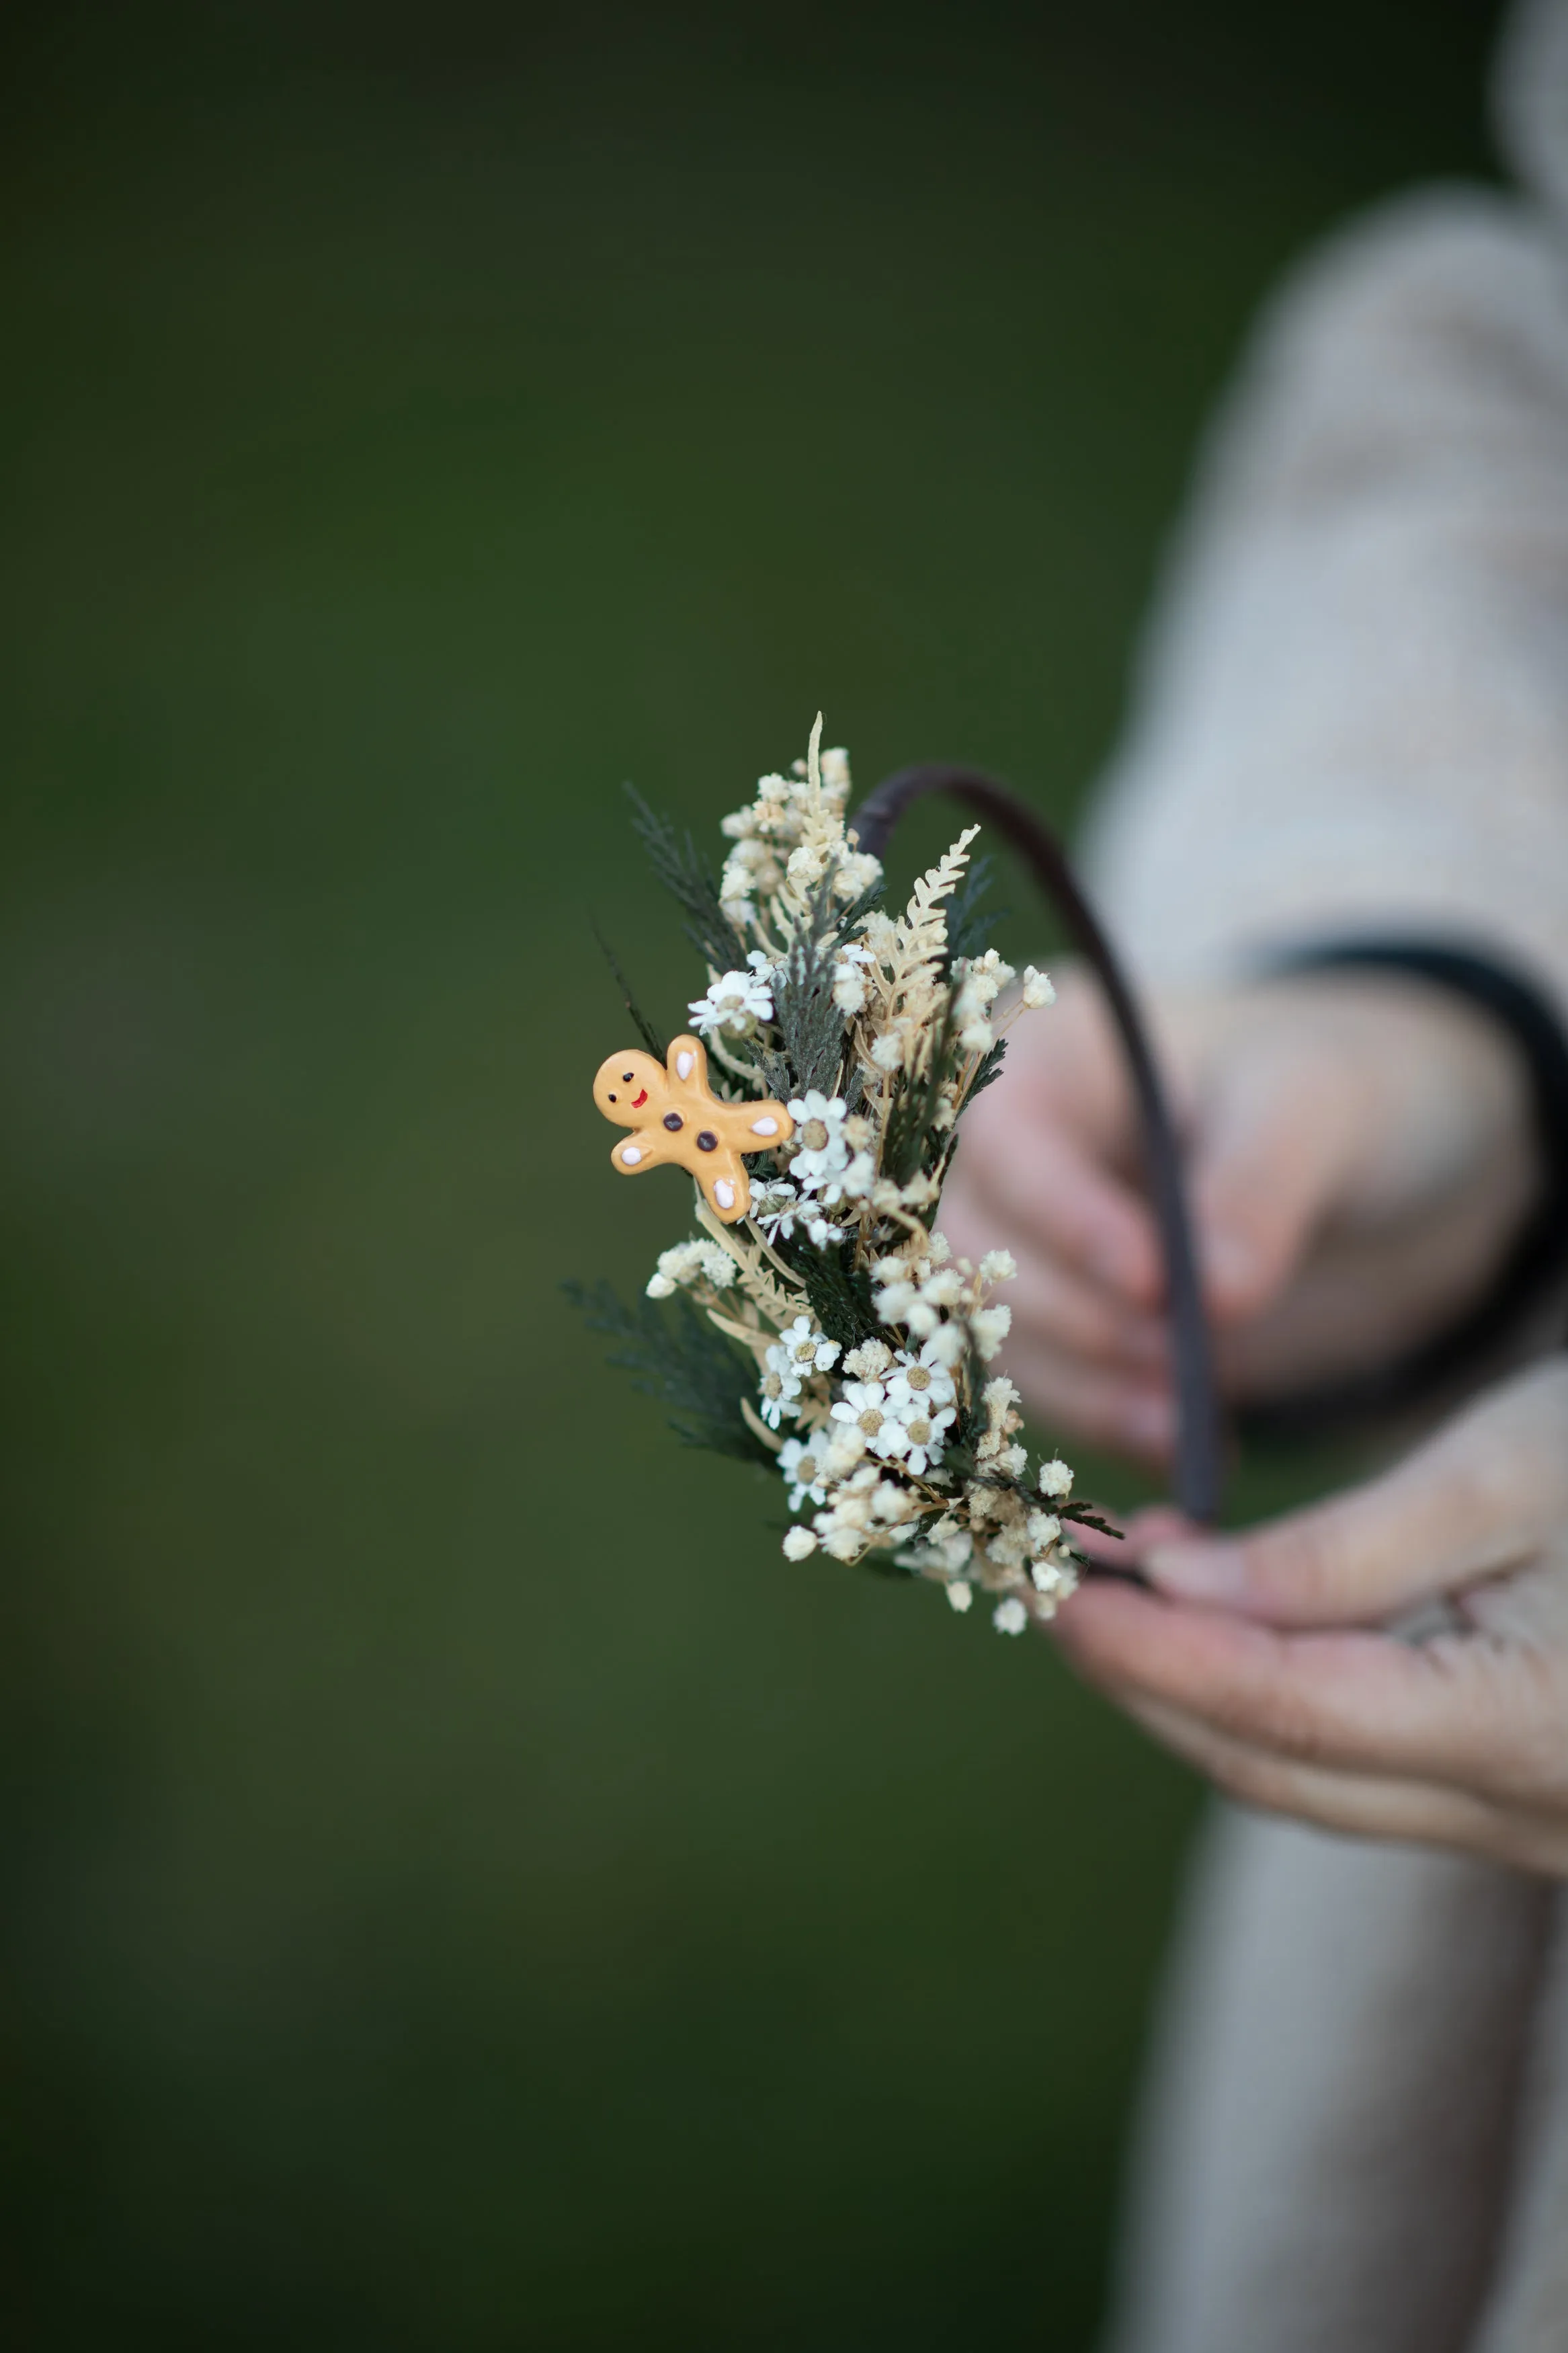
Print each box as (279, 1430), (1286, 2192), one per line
(997, 1250), (1169, 1371)
(1001, 1331), (1175, 1460)
(1069, 1505), (1192, 1572)
(1145, 1359), (1568, 1625)
(1193, 1049), (1362, 1321)
(1115, 1691), (1505, 1856)
(952, 1115), (1165, 1308)
(1120, 1506), (1202, 1556)
(942, 1179), (1167, 1370)
(1049, 1575), (1545, 1792)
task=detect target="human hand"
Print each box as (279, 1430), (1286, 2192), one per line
(938, 963), (1540, 1458)
(1052, 1357), (1568, 1876)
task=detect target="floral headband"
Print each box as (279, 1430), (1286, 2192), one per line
(570, 719), (1221, 1632)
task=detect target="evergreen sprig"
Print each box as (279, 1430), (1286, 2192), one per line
(563, 1278), (776, 1468)
(776, 1232), (880, 1351)
(624, 785), (749, 978)
(764, 870), (852, 1102)
(944, 853), (1008, 966)
(591, 921), (667, 1062)
(880, 996), (964, 1187)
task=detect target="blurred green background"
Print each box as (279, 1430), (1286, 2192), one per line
(0, 1), (1501, 2343)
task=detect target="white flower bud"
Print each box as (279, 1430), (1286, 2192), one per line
(874, 1280), (918, 1324)
(821, 1427), (868, 1480)
(970, 1304), (1012, 1360)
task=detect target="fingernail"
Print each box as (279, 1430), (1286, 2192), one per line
(1144, 1539), (1246, 1603)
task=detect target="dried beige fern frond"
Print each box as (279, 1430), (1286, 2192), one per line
(694, 1199), (804, 1328)
(861, 824), (980, 1029)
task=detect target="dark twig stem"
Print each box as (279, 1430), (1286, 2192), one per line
(852, 763), (1226, 1527)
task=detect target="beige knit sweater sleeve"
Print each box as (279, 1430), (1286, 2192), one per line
(1081, 180), (1568, 1024)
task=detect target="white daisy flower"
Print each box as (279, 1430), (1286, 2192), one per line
(946, 1581), (973, 1613)
(993, 1597), (1029, 1636)
(829, 1378), (901, 1456)
(688, 951), (776, 1037)
(778, 1436), (829, 1510)
(831, 939), (876, 1013)
(815, 1150), (876, 1214)
(890, 1400), (955, 1477)
(773, 1315), (841, 1379)
(786, 1090), (850, 1188)
(870, 1414), (912, 1463)
(884, 1342), (958, 1416)
(1038, 1458), (1073, 1499)
(781, 1526), (818, 1560)
(751, 1179), (805, 1241)
(756, 1355), (803, 1429)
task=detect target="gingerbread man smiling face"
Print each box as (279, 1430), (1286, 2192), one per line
(592, 1033), (794, 1223)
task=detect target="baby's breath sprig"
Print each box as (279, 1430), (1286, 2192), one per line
(575, 717), (1089, 1634)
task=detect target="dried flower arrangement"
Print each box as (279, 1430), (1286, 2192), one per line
(569, 717), (1121, 1632)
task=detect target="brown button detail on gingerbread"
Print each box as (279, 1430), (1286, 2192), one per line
(591, 1034), (795, 1224)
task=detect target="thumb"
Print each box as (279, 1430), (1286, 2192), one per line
(1146, 1359), (1568, 1626)
(1193, 1047), (1364, 1320)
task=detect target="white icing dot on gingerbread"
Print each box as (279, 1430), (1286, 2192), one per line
(592, 1034), (795, 1223)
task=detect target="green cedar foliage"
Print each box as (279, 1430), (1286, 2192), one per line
(624, 785), (749, 980)
(591, 920), (667, 1062)
(562, 1278), (777, 1470)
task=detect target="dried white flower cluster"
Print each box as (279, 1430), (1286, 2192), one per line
(627, 719), (1085, 1635)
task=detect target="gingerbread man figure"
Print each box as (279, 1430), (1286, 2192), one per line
(592, 1034), (794, 1223)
